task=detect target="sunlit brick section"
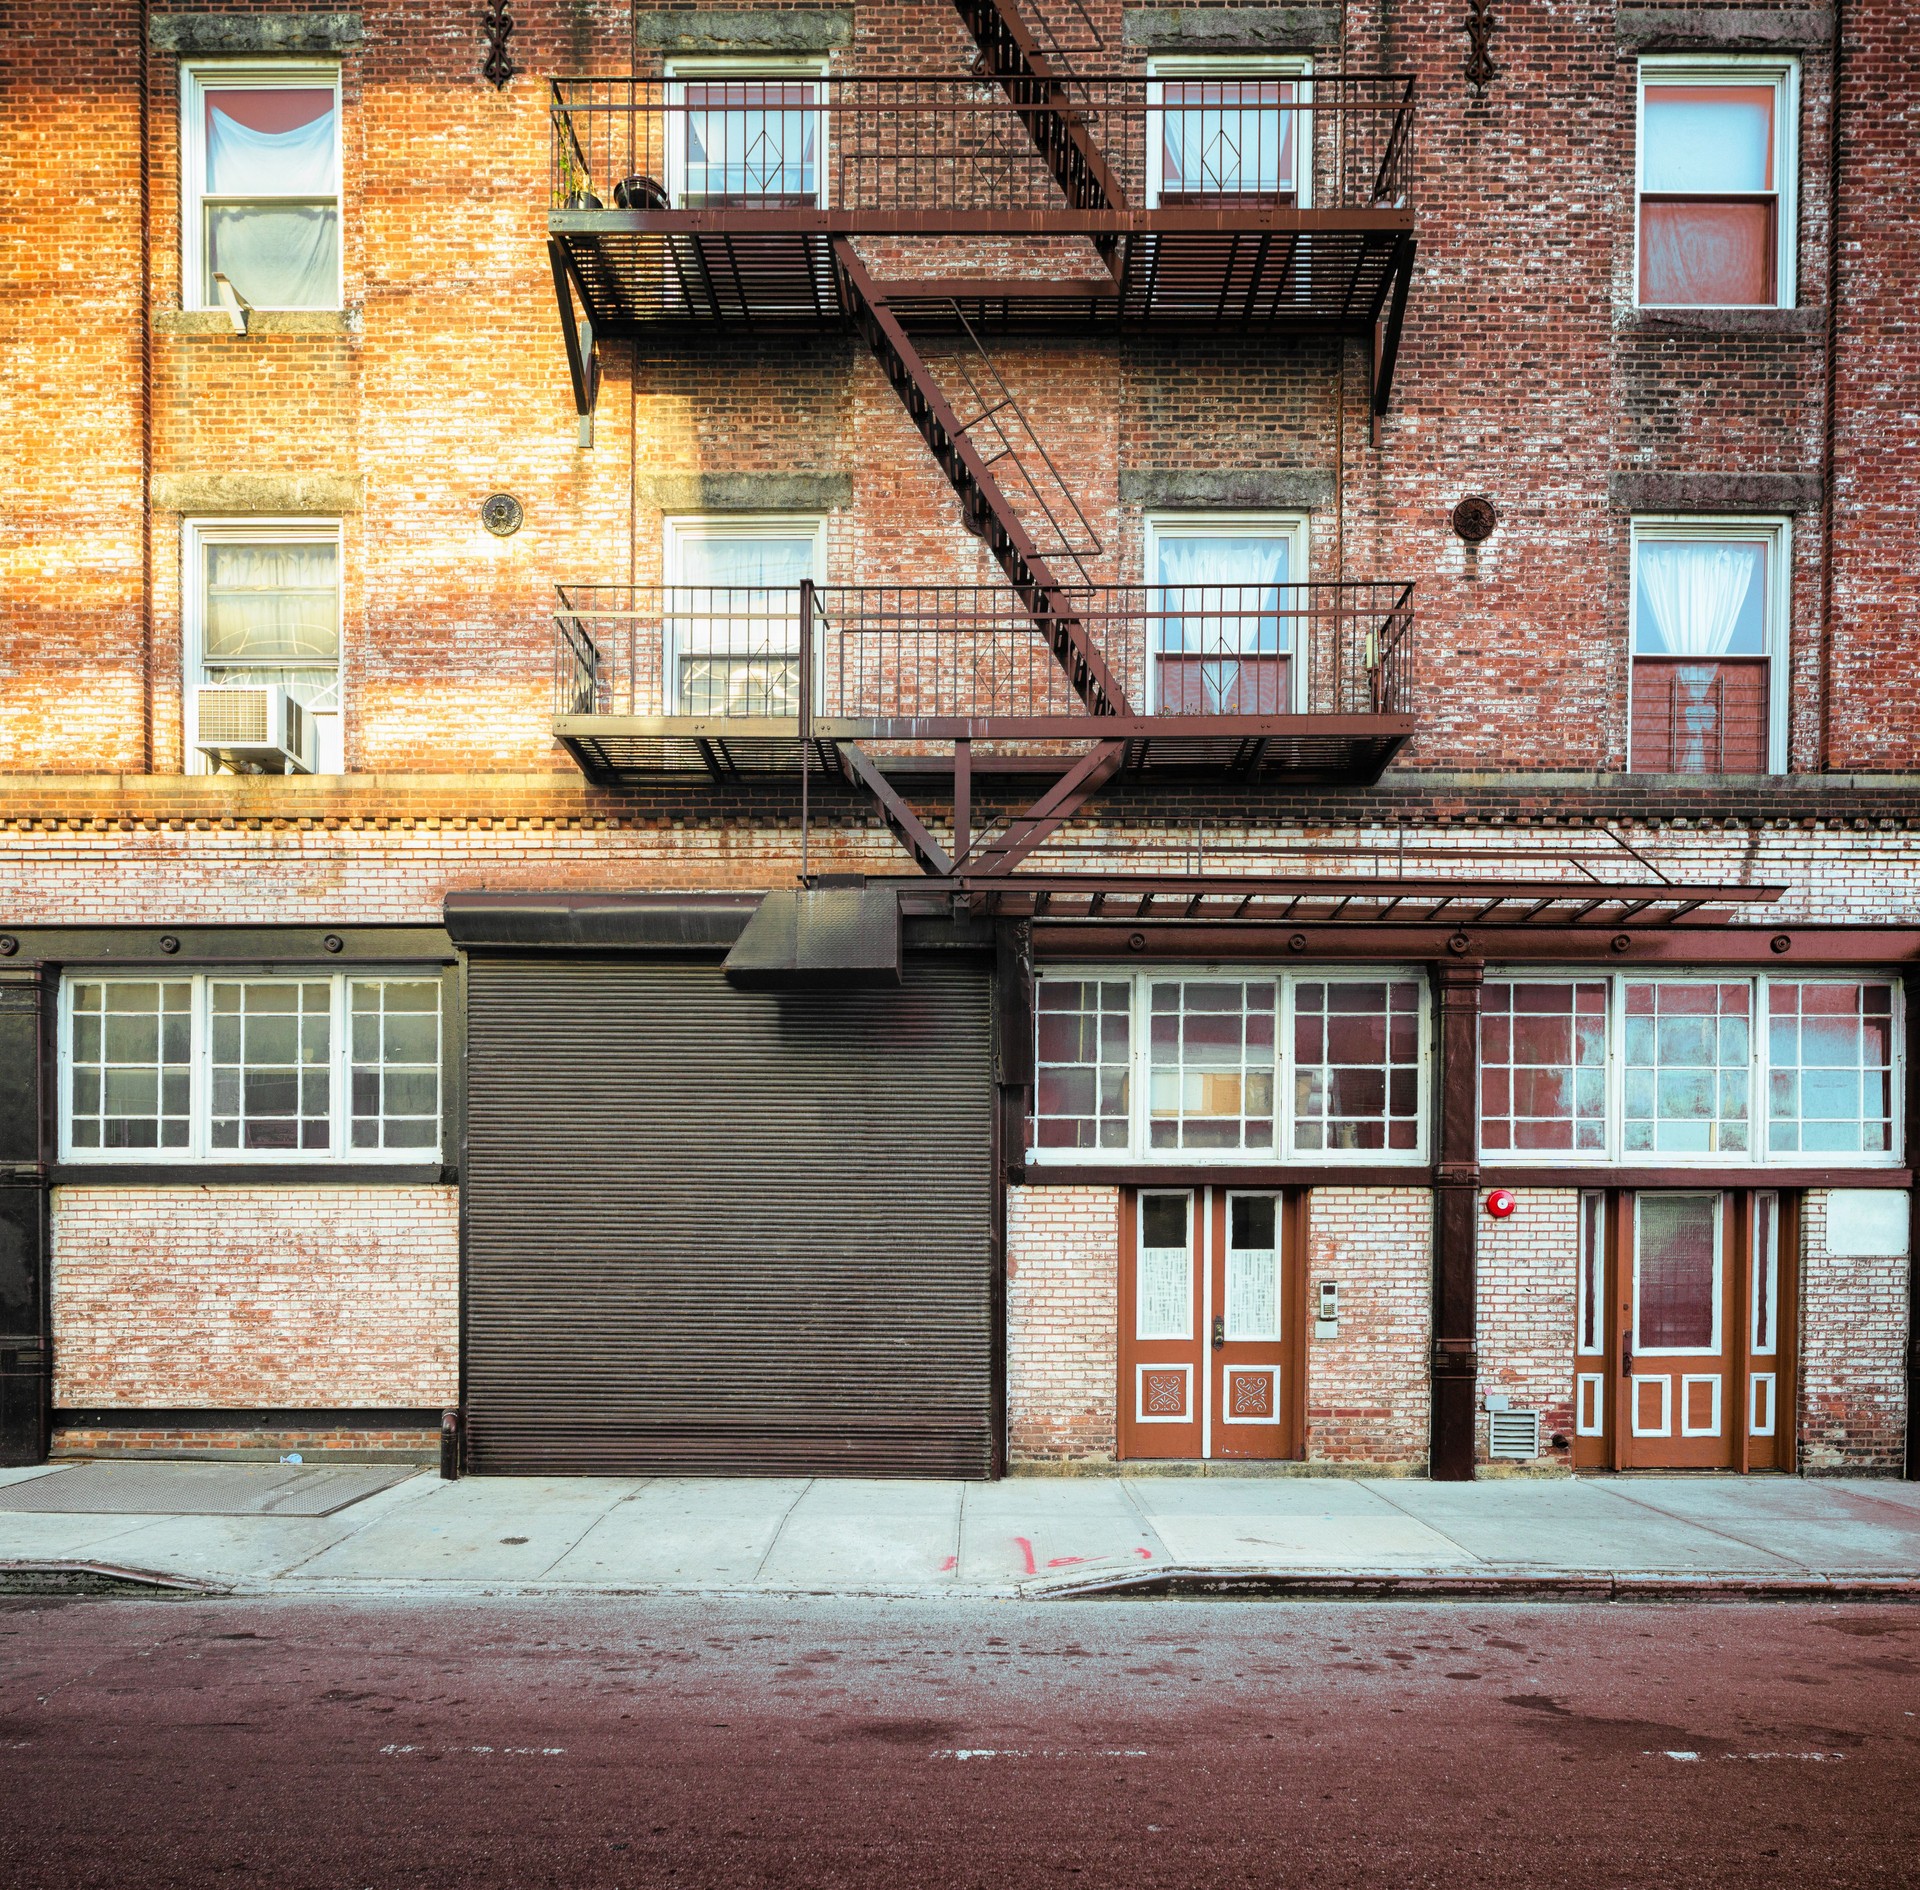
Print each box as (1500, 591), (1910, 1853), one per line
(1006, 1185), (1120, 1463)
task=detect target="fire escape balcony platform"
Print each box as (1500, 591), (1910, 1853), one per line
(551, 580), (1417, 787)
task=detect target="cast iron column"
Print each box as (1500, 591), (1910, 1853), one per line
(1430, 961), (1483, 1481)
(0, 964), (52, 1465)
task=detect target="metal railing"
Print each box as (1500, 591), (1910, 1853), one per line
(550, 74), (1415, 217)
(553, 581), (1416, 724)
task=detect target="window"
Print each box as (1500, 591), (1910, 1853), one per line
(664, 60), (825, 210)
(1148, 979), (1277, 1151)
(60, 974), (441, 1163)
(1479, 974), (1903, 1166)
(1630, 518), (1787, 775)
(1767, 981), (1896, 1155)
(1030, 968), (1428, 1164)
(1637, 59), (1796, 308)
(1147, 59), (1310, 209)
(186, 519), (343, 772)
(1034, 978), (1131, 1150)
(183, 64), (341, 311)
(1145, 515), (1306, 715)
(1624, 980), (1751, 1155)
(1292, 980), (1421, 1152)
(1480, 981), (1609, 1154)
(663, 517), (824, 715)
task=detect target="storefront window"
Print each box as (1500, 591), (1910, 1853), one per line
(1291, 979), (1421, 1152)
(1480, 981), (1609, 1153)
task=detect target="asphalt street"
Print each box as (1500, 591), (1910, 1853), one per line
(3, 1594), (1917, 1888)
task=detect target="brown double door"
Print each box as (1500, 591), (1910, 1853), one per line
(1572, 1190), (1797, 1472)
(1117, 1188), (1305, 1461)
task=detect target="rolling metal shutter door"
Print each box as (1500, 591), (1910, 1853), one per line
(464, 955), (996, 1476)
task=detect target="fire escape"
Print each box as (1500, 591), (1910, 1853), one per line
(544, 1), (1422, 882)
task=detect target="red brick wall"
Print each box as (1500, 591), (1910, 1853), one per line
(50, 1185), (460, 1409)
(1476, 1187), (1580, 1468)
(1006, 1184), (1120, 1462)
(1304, 1186), (1431, 1464)
(1798, 1188), (1910, 1473)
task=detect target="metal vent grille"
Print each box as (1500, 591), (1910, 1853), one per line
(196, 685), (272, 743)
(1489, 1409), (1541, 1460)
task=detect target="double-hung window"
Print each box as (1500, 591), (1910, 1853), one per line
(1479, 974), (1902, 1166)
(1629, 517), (1786, 775)
(1031, 968), (1428, 1163)
(664, 59), (825, 210)
(664, 516), (824, 716)
(186, 519), (343, 772)
(183, 64), (341, 311)
(1146, 515), (1306, 715)
(1637, 59), (1797, 309)
(61, 974), (442, 1162)
(1147, 59), (1310, 209)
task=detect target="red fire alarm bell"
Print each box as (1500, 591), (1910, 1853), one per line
(1485, 1188), (1516, 1219)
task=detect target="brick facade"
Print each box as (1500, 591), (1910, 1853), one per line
(1799, 1189), (1912, 1474)
(50, 1186), (459, 1410)
(1006, 1185), (1120, 1463)
(1475, 1188), (1583, 1468)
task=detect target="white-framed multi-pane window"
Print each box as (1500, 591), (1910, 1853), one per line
(663, 515), (825, 715)
(1031, 967), (1429, 1164)
(1629, 516), (1789, 776)
(185, 518), (344, 773)
(663, 58), (827, 210)
(60, 973), (442, 1162)
(182, 62), (342, 311)
(1480, 972), (1902, 1167)
(1144, 513), (1309, 716)
(1146, 57), (1313, 210)
(1636, 56), (1798, 309)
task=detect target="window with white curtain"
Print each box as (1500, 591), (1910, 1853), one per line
(1629, 518), (1786, 774)
(664, 517), (824, 715)
(1146, 58), (1311, 209)
(183, 64), (341, 311)
(1146, 515), (1306, 714)
(186, 520), (343, 771)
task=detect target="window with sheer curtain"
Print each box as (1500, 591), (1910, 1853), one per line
(1149, 525), (1299, 715)
(1637, 64), (1794, 307)
(187, 69), (340, 310)
(666, 525), (820, 715)
(1630, 525), (1778, 774)
(190, 526), (342, 770)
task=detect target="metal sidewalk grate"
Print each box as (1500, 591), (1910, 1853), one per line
(0, 1462), (415, 1518)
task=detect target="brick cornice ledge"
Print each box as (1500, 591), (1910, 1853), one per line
(1608, 469), (1823, 514)
(150, 10), (364, 53)
(1616, 6), (1833, 52)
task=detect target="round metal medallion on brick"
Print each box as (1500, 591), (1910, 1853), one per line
(480, 492), (524, 536)
(1451, 495), (1498, 543)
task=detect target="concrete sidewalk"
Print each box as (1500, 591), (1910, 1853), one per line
(4, 1461), (1920, 1599)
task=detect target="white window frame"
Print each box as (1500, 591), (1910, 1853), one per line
(1628, 515), (1790, 774)
(181, 60), (344, 313)
(1479, 971), (1905, 1170)
(661, 514), (827, 715)
(1145, 56), (1314, 211)
(662, 56), (830, 211)
(1028, 965), (1430, 1167)
(1635, 55), (1799, 311)
(58, 971), (442, 1165)
(1632, 1190), (1724, 1357)
(184, 517), (345, 774)
(1142, 512), (1311, 715)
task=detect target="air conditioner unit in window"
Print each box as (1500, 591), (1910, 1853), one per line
(1488, 1409), (1541, 1461)
(189, 684), (316, 774)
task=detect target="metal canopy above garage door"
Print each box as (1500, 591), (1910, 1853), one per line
(463, 953), (996, 1477)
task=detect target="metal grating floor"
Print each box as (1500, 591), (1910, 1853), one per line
(0, 1462), (416, 1517)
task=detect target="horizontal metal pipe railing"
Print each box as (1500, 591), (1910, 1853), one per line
(553, 582), (1416, 724)
(550, 74), (1415, 216)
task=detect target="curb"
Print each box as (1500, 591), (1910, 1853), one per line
(0, 1560), (232, 1598)
(1027, 1565), (1920, 1602)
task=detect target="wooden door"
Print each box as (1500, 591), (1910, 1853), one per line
(1118, 1188), (1303, 1461)
(1208, 1191), (1300, 1461)
(1621, 1192), (1734, 1468)
(1118, 1189), (1204, 1459)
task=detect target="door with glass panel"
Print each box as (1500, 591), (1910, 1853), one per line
(1118, 1187), (1301, 1461)
(1148, 524), (1301, 717)
(1572, 1190), (1796, 1471)
(664, 525), (818, 716)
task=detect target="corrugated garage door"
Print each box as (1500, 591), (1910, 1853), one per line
(464, 955), (996, 1476)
